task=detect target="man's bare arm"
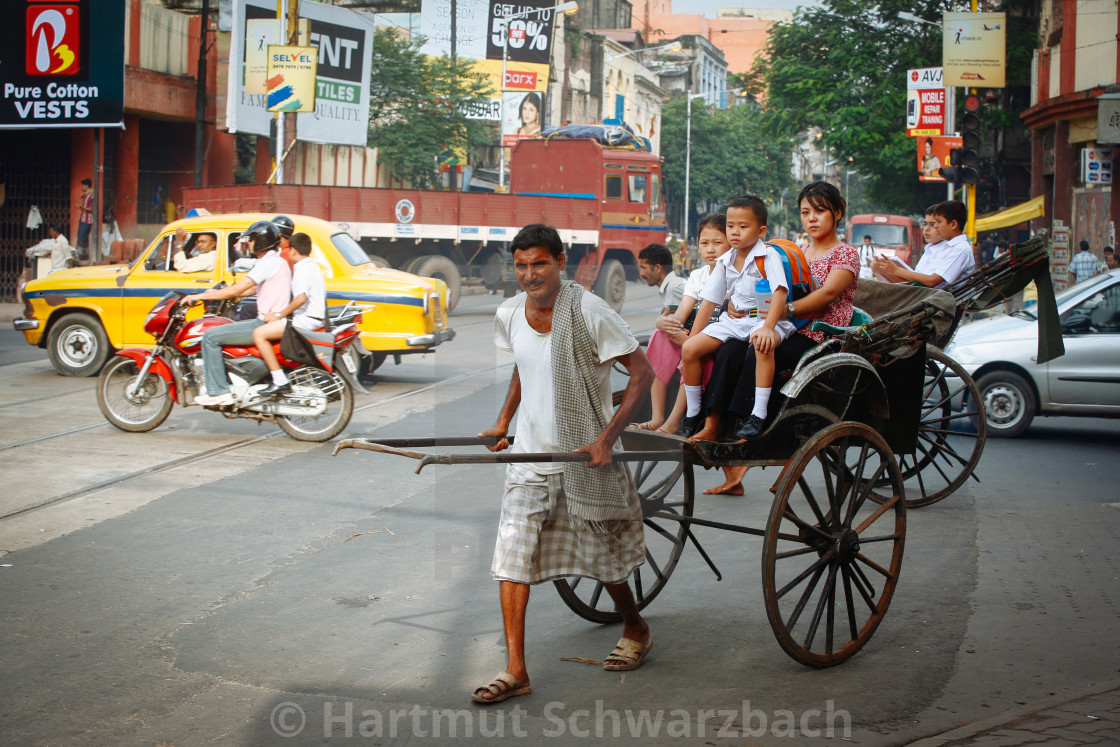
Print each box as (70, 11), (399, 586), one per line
(576, 347), (655, 467)
(479, 366), (521, 452)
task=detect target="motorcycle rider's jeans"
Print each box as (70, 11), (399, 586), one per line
(202, 318), (265, 395)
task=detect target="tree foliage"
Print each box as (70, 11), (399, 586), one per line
(747, 0), (968, 214)
(367, 28), (494, 189)
(660, 97), (797, 236)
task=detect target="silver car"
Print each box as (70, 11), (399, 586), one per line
(946, 267), (1120, 437)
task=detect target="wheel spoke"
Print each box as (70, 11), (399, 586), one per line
(803, 563), (838, 650)
(850, 561), (879, 602)
(780, 505), (834, 544)
(785, 558), (829, 629)
(777, 551), (834, 601)
(846, 461), (887, 527)
(644, 518), (685, 548)
(857, 533), (902, 544)
(856, 552), (896, 580)
(776, 545), (825, 560)
(643, 547), (664, 582)
(588, 582), (605, 609)
(855, 495), (898, 534)
(844, 562), (878, 613)
(842, 567), (859, 641)
(796, 476), (830, 528)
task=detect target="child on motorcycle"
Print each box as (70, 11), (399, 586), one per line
(252, 232), (327, 395)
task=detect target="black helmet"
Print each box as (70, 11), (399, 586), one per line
(272, 215), (295, 240)
(243, 220), (281, 255)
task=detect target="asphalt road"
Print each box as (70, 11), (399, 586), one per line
(1, 284), (1118, 745)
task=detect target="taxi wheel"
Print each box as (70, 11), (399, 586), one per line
(48, 314), (111, 377)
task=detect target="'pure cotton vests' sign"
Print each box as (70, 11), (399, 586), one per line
(0, 0), (125, 129)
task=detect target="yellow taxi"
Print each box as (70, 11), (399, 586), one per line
(15, 213), (454, 376)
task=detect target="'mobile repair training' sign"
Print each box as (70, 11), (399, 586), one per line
(0, 0), (125, 129)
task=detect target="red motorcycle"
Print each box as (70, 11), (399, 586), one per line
(96, 291), (366, 442)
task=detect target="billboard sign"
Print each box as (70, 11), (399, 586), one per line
(0, 0), (125, 128)
(906, 87), (948, 137)
(943, 12), (1006, 88)
(419, 0), (554, 93)
(228, 0), (372, 147)
(502, 90), (542, 146)
(266, 45), (318, 112)
(917, 135), (962, 182)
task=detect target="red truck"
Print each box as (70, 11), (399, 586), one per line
(182, 138), (668, 311)
(848, 213), (924, 267)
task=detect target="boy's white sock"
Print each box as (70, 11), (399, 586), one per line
(271, 369), (289, 385)
(751, 387), (771, 420)
(685, 385), (703, 417)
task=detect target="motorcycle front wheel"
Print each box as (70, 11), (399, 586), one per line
(97, 356), (174, 432)
(277, 366), (354, 442)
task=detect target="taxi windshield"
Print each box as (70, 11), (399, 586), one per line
(332, 232), (371, 267)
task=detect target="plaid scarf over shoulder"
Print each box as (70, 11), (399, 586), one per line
(551, 281), (631, 526)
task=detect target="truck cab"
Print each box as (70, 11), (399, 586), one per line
(848, 213), (923, 267)
(511, 138), (667, 309)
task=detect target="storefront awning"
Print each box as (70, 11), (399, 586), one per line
(975, 195), (1045, 233)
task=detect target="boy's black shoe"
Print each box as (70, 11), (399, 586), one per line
(734, 414), (766, 440)
(259, 380), (291, 396)
(680, 413), (705, 438)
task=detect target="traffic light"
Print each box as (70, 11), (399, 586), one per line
(938, 106), (981, 185)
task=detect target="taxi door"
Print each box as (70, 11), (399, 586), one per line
(118, 231), (231, 347)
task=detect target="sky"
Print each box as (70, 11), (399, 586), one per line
(676, 0), (822, 17)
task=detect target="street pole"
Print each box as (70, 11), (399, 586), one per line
(193, 0), (210, 188)
(683, 94), (692, 240)
(499, 19), (508, 191)
(274, 0), (286, 184)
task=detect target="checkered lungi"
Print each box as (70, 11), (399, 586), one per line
(491, 462), (645, 585)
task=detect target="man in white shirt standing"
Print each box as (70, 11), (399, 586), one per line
(637, 243), (685, 312)
(473, 224), (655, 704)
(252, 232), (327, 395)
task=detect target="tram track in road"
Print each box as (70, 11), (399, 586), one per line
(0, 360), (511, 524)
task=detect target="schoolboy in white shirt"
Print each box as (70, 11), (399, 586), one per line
(873, 201), (974, 288)
(679, 195), (795, 439)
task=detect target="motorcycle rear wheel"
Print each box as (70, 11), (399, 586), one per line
(97, 357), (174, 432)
(277, 366), (354, 442)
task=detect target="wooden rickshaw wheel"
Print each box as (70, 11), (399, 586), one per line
(762, 422), (906, 668)
(870, 348), (987, 509)
(554, 459), (695, 623)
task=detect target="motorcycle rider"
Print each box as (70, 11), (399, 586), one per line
(190, 220), (293, 406)
(252, 231), (327, 395)
(273, 215), (295, 251)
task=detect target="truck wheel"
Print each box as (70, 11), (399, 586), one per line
(593, 259), (626, 312)
(413, 255), (462, 312)
(400, 256), (426, 275)
(48, 314), (112, 377)
(368, 255), (391, 268)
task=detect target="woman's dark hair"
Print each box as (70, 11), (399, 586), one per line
(696, 213), (726, 234)
(797, 181), (846, 222)
(924, 137), (934, 149)
(511, 223), (563, 258)
(49, 223), (64, 234)
(519, 92), (542, 123)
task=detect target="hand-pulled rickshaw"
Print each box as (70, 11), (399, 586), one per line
(333, 238), (1057, 669)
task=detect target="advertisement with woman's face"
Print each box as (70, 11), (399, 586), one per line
(502, 91), (542, 146)
(917, 135), (962, 182)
